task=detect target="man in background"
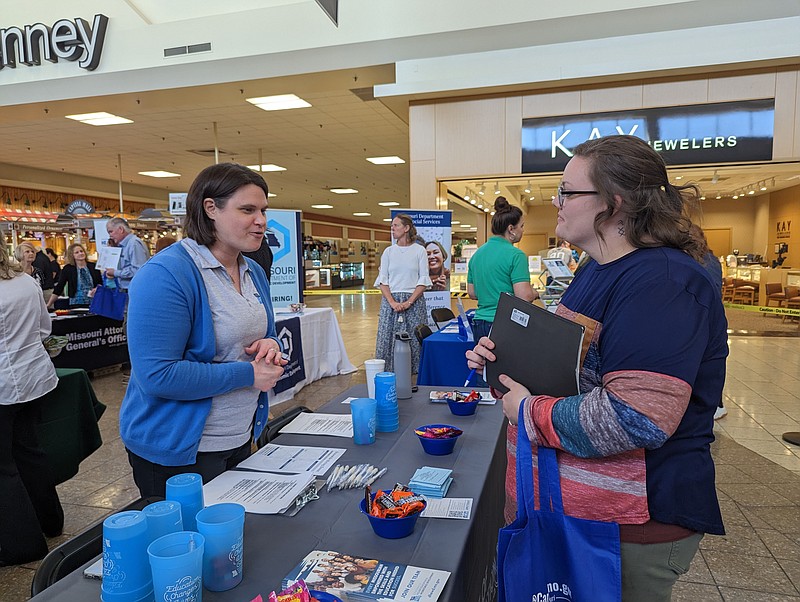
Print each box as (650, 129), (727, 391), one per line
(32, 247), (55, 301)
(104, 217), (149, 290)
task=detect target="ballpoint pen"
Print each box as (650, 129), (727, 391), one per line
(464, 368), (477, 388)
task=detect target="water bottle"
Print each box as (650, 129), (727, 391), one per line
(393, 332), (413, 399)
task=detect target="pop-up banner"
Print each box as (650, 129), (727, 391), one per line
(266, 209), (303, 308)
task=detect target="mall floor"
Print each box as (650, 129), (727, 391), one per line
(3, 291), (800, 601)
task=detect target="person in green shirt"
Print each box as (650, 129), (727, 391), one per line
(467, 196), (538, 340)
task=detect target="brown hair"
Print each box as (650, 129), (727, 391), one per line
(0, 244), (23, 279)
(393, 213), (417, 244)
(65, 243), (87, 267)
(155, 236), (178, 253)
(571, 135), (708, 261)
(491, 196), (523, 236)
(183, 163), (269, 246)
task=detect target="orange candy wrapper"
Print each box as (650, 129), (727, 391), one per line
(368, 489), (426, 519)
(267, 579), (318, 602)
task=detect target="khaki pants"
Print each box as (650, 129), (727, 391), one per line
(621, 532), (703, 602)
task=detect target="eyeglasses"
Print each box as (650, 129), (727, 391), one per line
(556, 186), (598, 209)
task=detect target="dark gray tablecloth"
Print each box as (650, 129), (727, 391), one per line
(30, 385), (507, 602)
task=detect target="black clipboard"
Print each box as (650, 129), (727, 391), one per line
(485, 293), (585, 397)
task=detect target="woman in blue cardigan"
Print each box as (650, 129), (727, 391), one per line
(120, 163), (286, 497)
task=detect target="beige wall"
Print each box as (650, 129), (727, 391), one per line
(768, 186), (800, 268)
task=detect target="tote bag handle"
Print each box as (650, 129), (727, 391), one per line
(515, 403), (564, 518)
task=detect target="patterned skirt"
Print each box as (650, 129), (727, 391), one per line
(374, 292), (428, 373)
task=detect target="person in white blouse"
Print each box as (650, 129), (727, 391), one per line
(0, 243), (63, 566)
(373, 214), (432, 372)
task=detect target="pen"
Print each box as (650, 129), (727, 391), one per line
(464, 368), (477, 388)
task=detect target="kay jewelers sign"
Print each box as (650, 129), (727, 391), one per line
(0, 14), (108, 72)
(522, 99), (775, 172)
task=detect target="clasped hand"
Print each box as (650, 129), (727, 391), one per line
(465, 336), (532, 425)
(246, 338), (287, 392)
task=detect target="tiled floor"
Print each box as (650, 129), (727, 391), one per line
(4, 288), (800, 601)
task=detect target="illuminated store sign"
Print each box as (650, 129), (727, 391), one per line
(522, 99), (775, 172)
(0, 14), (108, 72)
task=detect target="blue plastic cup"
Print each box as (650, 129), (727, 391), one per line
(350, 397), (377, 445)
(165, 473), (204, 532)
(143, 500), (183, 543)
(195, 503), (245, 592)
(374, 372), (399, 433)
(101, 511), (154, 602)
(148, 531), (204, 602)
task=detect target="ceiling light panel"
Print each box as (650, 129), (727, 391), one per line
(65, 112), (133, 126)
(245, 94), (311, 111)
(138, 170), (180, 178)
(247, 164), (287, 172)
(353, 212), (371, 216)
(366, 156), (405, 165)
(311, 204), (334, 209)
(330, 188), (358, 194)
(378, 201), (400, 206)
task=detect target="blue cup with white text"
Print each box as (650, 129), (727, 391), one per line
(350, 397), (377, 445)
(101, 511), (154, 602)
(195, 503), (246, 592)
(374, 372), (399, 433)
(165, 473), (204, 532)
(147, 531), (204, 602)
(143, 500), (183, 544)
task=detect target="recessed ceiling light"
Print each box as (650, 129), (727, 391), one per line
(268, 193), (276, 198)
(353, 212), (371, 217)
(383, 218), (392, 222)
(378, 201), (400, 206)
(65, 112), (133, 126)
(675, 175), (683, 180)
(366, 156), (405, 165)
(139, 170), (180, 178)
(247, 164), (286, 172)
(311, 204), (334, 209)
(245, 94), (311, 111)
(461, 224), (472, 228)
(451, 221), (461, 225)
(330, 188), (358, 194)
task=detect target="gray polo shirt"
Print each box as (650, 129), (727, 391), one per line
(181, 239), (268, 452)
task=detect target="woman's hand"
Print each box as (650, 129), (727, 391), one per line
(465, 336), (497, 370)
(391, 299), (410, 312)
(251, 357), (287, 392)
(245, 338), (282, 364)
(499, 374), (531, 425)
(431, 274), (447, 290)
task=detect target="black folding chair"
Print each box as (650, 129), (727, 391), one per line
(31, 496), (161, 596)
(414, 323), (433, 345)
(255, 405), (312, 449)
(430, 307), (455, 330)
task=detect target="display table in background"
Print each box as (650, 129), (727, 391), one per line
(36, 368), (106, 485)
(29, 384), (506, 602)
(270, 307), (357, 407)
(417, 328), (475, 387)
(50, 313), (128, 371)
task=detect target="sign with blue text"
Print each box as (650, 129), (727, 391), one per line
(522, 99), (775, 172)
(273, 316), (306, 394)
(390, 209), (453, 320)
(267, 209), (302, 307)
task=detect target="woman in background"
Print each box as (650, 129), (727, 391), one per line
(14, 242), (46, 289)
(374, 213), (431, 372)
(0, 244), (63, 566)
(467, 135), (727, 601)
(45, 248), (61, 282)
(47, 243), (102, 308)
(467, 196), (537, 340)
(425, 240), (450, 292)
(120, 163), (286, 497)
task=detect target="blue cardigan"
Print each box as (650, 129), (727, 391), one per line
(119, 242), (280, 466)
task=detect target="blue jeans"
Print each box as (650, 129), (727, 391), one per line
(471, 318), (492, 341)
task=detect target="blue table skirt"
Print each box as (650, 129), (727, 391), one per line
(417, 329), (475, 386)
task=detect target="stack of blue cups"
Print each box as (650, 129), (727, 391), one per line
(374, 371), (399, 432)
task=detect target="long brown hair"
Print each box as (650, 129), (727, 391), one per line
(65, 243), (88, 267)
(572, 135), (708, 261)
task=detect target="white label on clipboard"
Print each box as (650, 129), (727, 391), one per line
(510, 308), (529, 327)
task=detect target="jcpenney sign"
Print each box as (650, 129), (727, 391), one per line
(522, 99), (775, 172)
(0, 14), (108, 72)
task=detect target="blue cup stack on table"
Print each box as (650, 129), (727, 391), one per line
(350, 397), (377, 445)
(165, 473), (204, 532)
(374, 371), (399, 433)
(195, 503), (246, 592)
(147, 531), (204, 602)
(101, 510), (154, 602)
(143, 500), (183, 543)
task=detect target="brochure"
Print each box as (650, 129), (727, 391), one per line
(283, 550), (450, 602)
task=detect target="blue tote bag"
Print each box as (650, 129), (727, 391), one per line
(89, 276), (128, 321)
(497, 405), (622, 602)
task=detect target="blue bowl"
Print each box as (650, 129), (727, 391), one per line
(309, 591), (344, 602)
(359, 497), (426, 539)
(447, 398), (479, 416)
(415, 424), (462, 455)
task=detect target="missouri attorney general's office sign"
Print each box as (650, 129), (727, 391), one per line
(0, 14), (108, 72)
(522, 99), (775, 172)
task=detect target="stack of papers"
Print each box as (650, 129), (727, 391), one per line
(409, 466), (453, 499)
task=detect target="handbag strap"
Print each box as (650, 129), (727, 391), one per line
(515, 402), (565, 517)
(102, 275), (122, 289)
